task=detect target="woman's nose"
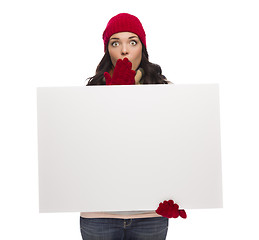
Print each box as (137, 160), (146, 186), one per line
(121, 44), (129, 55)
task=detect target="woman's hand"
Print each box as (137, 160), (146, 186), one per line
(104, 57), (136, 85)
(156, 200), (187, 219)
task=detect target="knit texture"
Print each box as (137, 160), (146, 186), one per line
(104, 58), (135, 85)
(102, 13), (146, 52)
(156, 200), (187, 219)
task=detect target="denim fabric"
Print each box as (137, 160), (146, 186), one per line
(80, 217), (168, 240)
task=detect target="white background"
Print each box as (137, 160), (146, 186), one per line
(0, 0), (258, 239)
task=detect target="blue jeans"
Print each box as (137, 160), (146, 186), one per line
(80, 217), (168, 240)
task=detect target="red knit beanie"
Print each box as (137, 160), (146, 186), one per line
(102, 13), (146, 52)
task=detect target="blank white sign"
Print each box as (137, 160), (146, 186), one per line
(37, 84), (223, 213)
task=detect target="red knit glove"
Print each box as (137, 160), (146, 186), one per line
(104, 57), (136, 85)
(156, 200), (187, 219)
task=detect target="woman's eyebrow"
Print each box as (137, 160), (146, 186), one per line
(110, 36), (138, 40)
(129, 36), (138, 39)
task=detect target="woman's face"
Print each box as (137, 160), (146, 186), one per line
(108, 32), (142, 71)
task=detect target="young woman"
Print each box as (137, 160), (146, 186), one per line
(81, 13), (186, 240)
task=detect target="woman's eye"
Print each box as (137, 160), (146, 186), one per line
(130, 40), (137, 46)
(112, 42), (119, 47)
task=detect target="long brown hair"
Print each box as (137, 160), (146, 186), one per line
(86, 43), (171, 85)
